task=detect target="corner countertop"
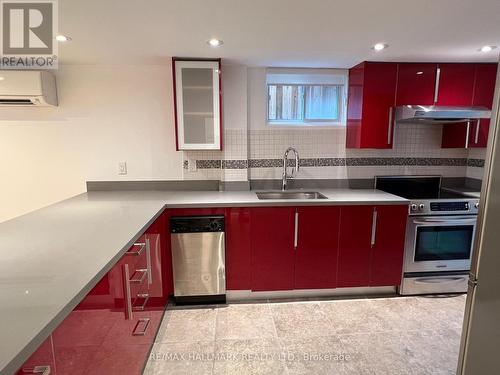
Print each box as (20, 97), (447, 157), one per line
(0, 188), (407, 374)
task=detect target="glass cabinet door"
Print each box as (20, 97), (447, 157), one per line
(173, 59), (221, 150)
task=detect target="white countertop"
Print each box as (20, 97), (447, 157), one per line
(0, 189), (407, 374)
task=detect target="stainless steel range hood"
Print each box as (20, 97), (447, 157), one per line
(395, 105), (491, 124)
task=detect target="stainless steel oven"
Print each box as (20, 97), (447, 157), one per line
(405, 215), (476, 272)
(401, 214), (477, 294)
(375, 175), (480, 295)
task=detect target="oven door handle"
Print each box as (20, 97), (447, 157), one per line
(413, 218), (476, 225)
(413, 276), (467, 285)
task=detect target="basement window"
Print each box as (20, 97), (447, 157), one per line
(266, 68), (347, 127)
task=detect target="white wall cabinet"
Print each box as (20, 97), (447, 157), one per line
(173, 58), (222, 150)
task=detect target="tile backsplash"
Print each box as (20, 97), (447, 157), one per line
(182, 123), (485, 183)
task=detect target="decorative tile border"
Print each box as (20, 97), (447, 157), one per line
(467, 159), (485, 168)
(196, 160), (222, 169)
(222, 160), (248, 169)
(192, 157), (483, 170)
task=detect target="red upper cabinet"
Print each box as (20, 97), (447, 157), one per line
(172, 58), (223, 151)
(470, 63), (498, 148)
(346, 62), (398, 149)
(441, 63), (498, 148)
(294, 207), (340, 289)
(435, 64), (476, 106)
(370, 205), (408, 286)
(250, 207), (295, 291)
(396, 63), (438, 106)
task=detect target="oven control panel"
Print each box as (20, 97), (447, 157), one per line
(410, 200), (479, 215)
(430, 201), (469, 211)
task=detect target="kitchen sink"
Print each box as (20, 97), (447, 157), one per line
(255, 191), (328, 200)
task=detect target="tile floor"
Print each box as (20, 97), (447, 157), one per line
(144, 294), (466, 375)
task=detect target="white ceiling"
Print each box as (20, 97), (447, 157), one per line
(59, 0), (500, 67)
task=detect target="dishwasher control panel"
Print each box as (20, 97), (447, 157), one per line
(170, 215), (225, 233)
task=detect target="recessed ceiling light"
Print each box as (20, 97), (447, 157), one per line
(372, 43), (388, 51)
(0, 77), (4, 81)
(55, 34), (72, 42)
(207, 38), (223, 47)
(480, 45), (496, 53)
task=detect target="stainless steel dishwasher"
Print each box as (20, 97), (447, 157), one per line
(170, 216), (226, 304)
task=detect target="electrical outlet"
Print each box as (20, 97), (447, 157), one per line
(118, 161), (127, 175)
(188, 159), (197, 172)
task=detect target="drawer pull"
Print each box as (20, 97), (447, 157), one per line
(132, 318), (151, 336)
(132, 293), (149, 311)
(123, 264), (133, 320)
(126, 243), (145, 256)
(22, 366), (51, 375)
(129, 269), (148, 284)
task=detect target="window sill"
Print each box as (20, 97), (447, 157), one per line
(267, 121), (346, 128)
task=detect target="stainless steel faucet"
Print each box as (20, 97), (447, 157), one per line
(282, 147), (300, 190)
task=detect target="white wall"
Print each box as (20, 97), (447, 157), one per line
(0, 64), (182, 222)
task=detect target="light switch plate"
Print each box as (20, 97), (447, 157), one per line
(118, 161), (127, 175)
(188, 159), (197, 172)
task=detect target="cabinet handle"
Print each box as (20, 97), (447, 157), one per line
(126, 242), (145, 256)
(465, 121), (471, 148)
(129, 269), (148, 284)
(133, 293), (150, 311)
(132, 318), (151, 336)
(123, 264), (133, 320)
(145, 238), (152, 285)
(294, 210), (299, 249)
(434, 67), (441, 103)
(370, 209), (378, 248)
(22, 366), (51, 375)
(387, 107), (393, 145)
(474, 119), (481, 144)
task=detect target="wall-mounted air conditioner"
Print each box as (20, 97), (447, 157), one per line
(0, 70), (58, 106)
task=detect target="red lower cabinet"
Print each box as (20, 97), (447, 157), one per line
(294, 207), (340, 289)
(338, 206), (374, 287)
(370, 205), (408, 286)
(225, 207), (252, 290)
(338, 205), (408, 287)
(17, 216), (169, 375)
(16, 335), (56, 375)
(250, 207), (295, 291)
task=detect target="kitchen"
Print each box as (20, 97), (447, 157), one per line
(1, 1), (500, 374)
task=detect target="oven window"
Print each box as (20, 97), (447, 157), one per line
(415, 225), (473, 261)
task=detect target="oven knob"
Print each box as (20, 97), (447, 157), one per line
(475, 202), (479, 209)
(411, 204), (417, 211)
(419, 204), (425, 211)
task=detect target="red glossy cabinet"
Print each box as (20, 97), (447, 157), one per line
(250, 207), (295, 291)
(250, 206), (341, 291)
(338, 205), (407, 287)
(294, 207), (340, 289)
(225, 208), (252, 290)
(396, 63), (438, 106)
(442, 63), (498, 148)
(15, 335), (56, 375)
(337, 205), (373, 287)
(346, 62), (398, 149)
(469, 63), (498, 148)
(18, 215), (170, 375)
(435, 63), (476, 106)
(370, 205), (408, 286)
